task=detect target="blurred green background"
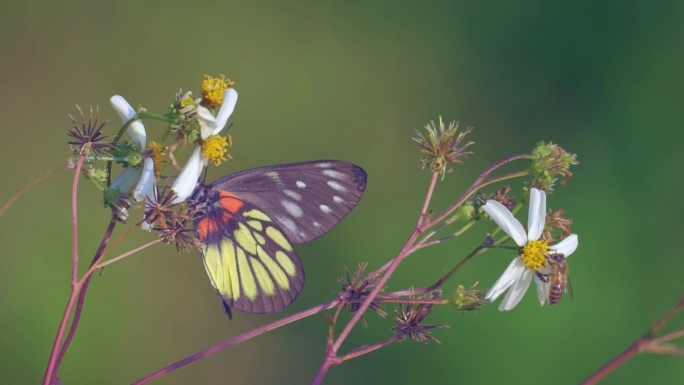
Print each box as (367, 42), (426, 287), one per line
(1, 1), (683, 384)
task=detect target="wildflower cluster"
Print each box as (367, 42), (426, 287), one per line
(66, 74), (238, 238)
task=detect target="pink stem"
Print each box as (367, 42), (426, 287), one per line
(426, 154), (530, 227)
(71, 156), (85, 287)
(132, 300), (340, 385)
(43, 220), (116, 385)
(330, 176), (435, 353)
(417, 172), (439, 226)
(580, 340), (642, 385)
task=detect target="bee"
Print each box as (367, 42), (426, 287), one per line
(535, 253), (573, 305)
(546, 253), (573, 305)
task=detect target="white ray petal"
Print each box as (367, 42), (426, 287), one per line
(197, 106), (218, 139)
(133, 158), (156, 202)
(549, 234), (578, 258)
(171, 148), (203, 204)
(212, 89), (238, 136)
(499, 269), (533, 311)
(109, 167), (142, 194)
(110, 95), (146, 147)
(486, 258), (525, 301)
(482, 200), (527, 246)
(527, 188), (546, 241)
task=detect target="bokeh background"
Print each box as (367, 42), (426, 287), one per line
(1, 1), (683, 384)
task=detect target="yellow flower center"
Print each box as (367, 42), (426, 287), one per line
(146, 141), (166, 173)
(202, 135), (232, 166)
(520, 240), (548, 270)
(201, 74), (235, 108)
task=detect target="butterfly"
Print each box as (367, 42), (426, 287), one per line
(188, 160), (367, 318)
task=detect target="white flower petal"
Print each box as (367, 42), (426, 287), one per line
(133, 158), (156, 202)
(527, 188), (546, 241)
(109, 167), (142, 194)
(549, 234), (578, 258)
(171, 148), (204, 204)
(211, 89), (238, 136)
(485, 258), (525, 301)
(482, 200), (527, 246)
(197, 106), (218, 139)
(499, 268), (533, 311)
(535, 273), (549, 306)
(110, 95), (146, 147)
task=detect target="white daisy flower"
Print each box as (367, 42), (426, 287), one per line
(171, 88), (238, 203)
(481, 188), (578, 311)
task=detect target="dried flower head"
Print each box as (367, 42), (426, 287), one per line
(541, 208), (573, 244)
(491, 186), (517, 211)
(393, 291), (448, 345)
(144, 186), (199, 251)
(452, 282), (487, 312)
(530, 141), (578, 192)
(67, 105), (111, 157)
(413, 117), (474, 180)
(339, 263), (386, 321)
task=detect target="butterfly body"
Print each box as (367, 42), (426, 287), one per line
(188, 160), (367, 317)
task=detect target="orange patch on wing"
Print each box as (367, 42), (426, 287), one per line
(196, 217), (221, 242)
(218, 191), (244, 214)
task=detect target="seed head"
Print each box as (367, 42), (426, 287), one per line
(530, 141), (578, 192)
(413, 117), (474, 180)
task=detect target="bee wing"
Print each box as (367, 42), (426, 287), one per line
(565, 275), (574, 300)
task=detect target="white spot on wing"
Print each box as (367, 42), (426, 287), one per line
(281, 200), (303, 218)
(296, 181), (307, 188)
(327, 181), (347, 192)
(333, 196), (344, 204)
(283, 189), (302, 201)
(322, 169), (345, 180)
(313, 221), (321, 228)
(316, 162), (333, 168)
(320, 204), (332, 214)
(265, 171), (280, 182)
(275, 214), (298, 233)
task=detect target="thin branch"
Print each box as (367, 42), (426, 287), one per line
(132, 300), (341, 385)
(581, 294), (684, 385)
(417, 172), (439, 226)
(96, 239), (163, 269)
(43, 220), (117, 385)
(71, 156), (85, 287)
(425, 155), (530, 228)
(580, 340), (642, 385)
(0, 162), (70, 216)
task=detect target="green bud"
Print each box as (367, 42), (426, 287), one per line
(451, 282), (487, 312)
(127, 153), (143, 167)
(456, 203), (475, 221)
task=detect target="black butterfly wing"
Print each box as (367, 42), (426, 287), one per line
(207, 160), (367, 244)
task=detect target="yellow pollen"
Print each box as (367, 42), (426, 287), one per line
(520, 240), (548, 270)
(146, 141), (166, 173)
(201, 74), (234, 108)
(201, 135), (232, 166)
